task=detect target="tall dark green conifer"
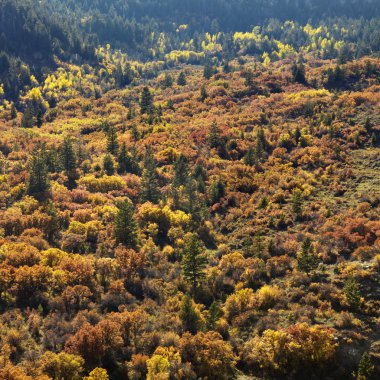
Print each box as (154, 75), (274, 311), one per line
(27, 145), (50, 200)
(182, 234), (207, 293)
(60, 137), (78, 189)
(114, 199), (139, 248)
(140, 86), (153, 115)
(140, 148), (160, 203)
(107, 126), (119, 156)
(173, 154), (189, 187)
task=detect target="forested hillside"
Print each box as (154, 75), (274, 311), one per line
(0, 1), (379, 380)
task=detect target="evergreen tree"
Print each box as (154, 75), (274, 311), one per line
(297, 237), (319, 274)
(292, 61), (307, 84)
(180, 294), (200, 334)
(244, 147), (256, 166)
(203, 62), (215, 79)
(200, 85), (208, 102)
(163, 73), (173, 88)
(27, 145), (50, 200)
(60, 137), (78, 189)
(357, 352), (374, 380)
(364, 117), (372, 134)
(207, 301), (221, 330)
(140, 148), (160, 203)
(114, 199), (139, 248)
(182, 234), (207, 293)
(344, 276), (361, 310)
(292, 189), (303, 220)
(177, 71), (187, 86)
(209, 177), (225, 205)
(208, 121), (221, 148)
(10, 102), (17, 119)
(103, 153), (115, 176)
(256, 127), (268, 159)
(21, 104), (34, 128)
(173, 154), (189, 187)
(140, 86), (153, 114)
(107, 126), (119, 156)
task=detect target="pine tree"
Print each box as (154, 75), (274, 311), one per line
(180, 294), (200, 334)
(140, 148), (160, 203)
(297, 237), (319, 274)
(140, 86), (153, 114)
(177, 71), (187, 86)
(21, 104), (34, 128)
(182, 234), (207, 293)
(103, 154), (115, 176)
(173, 154), (189, 187)
(208, 121), (221, 148)
(244, 147), (256, 166)
(117, 143), (129, 174)
(292, 189), (303, 220)
(364, 117), (372, 135)
(203, 62), (215, 79)
(107, 126), (119, 156)
(60, 137), (78, 189)
(344, 276), (361, 310)
(163, 73), (173, 88)
(209, 177), (225, 205)
(200, 85), (208, 102)
(27, 145), (50, 200)
(256, 127), (267, 160)
(292, 61), (307, 84)
(10, 103), (17, 119)
(114, 199), (139, 248)
(357, 352), (374, 380)
(207, 301), (221, 330)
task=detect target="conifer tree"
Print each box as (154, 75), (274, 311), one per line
(357, 352), (374, 380)
(209, 177), (225, 205)
(107, 126), (119, 156)
(297, 237), (319, 274)
(344, 276), (361, 310)
(292, 189), (303, 220)
(27, 145), (50, 200)
(10, 102), (17, 119)
(177, 71), (187, 86)
(182, 234), (207, 293)
(208, 121), (221, 149)
(140, 148), (160, 203)
(180, 294), (200, 334)
(21, 104), (34, 128)
(200, 85), (208, 102)
(207, 301), (221, 330)
(173, 154), (189, 187)
(103, 154), (115, 176)
(60, 137), (78, 189)
(114, 199), (139, 248)
(244, 147), (256, 166)
(140, 86), (153, 114)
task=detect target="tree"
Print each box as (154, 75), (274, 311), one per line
(39, 351), (84, 380)
(140, 86), (153, 114)
(244, 147), (256, 166)
(206, 301), (221, 330)
(200, 85), (208, 102)
(209, 177), (225, 205)
(84, 368), (109, 380)
(344, 276), (361, 310)
(10, 102), (17, 119)
(292, 61), (307, 84)
(27, 145), (50, 200)
(163, 73), (173, 88)
(114, 199), (139, 248)
(21, 104), (34, 128)
(103, 154), (115, 175)
(140, 148), (160, 203)
(180, 294), (200, 334)
(173, 154), (189, 187)
(177, 71), (186, 86)
(357, 352), (374, 380)
(203, 62), (216, 79)
(297, 237), (319, 274)
(208, 121), (221, 148)
(107, 126), (119, 156)
(182, 234), (207, 293)
(256, 127), (268, 160)
(60, 137), (78, 189)
(292, 189), (303, 220)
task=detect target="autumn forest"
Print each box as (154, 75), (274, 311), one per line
(0, 0), (379, 379)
